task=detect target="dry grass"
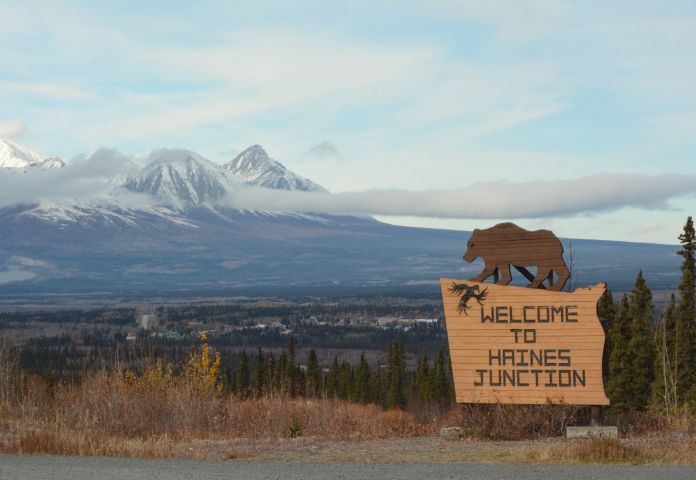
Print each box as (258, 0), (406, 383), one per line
(0, 343), (450, 458)
(530, 437), (647, 464)
(3, 344), (696, 464)
(451, 403), (582, 440)
(0, 370), (443, 457)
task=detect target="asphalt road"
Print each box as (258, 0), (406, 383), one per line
(1, 455), (696, 480)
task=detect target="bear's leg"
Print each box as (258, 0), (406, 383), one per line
(551, 264), (570, 291)
(529, 266), (552, 289)
(496, 264), (512, 285)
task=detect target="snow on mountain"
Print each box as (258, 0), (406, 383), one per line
(124, 149), (237, 208)
(0, 138), (44, 168)
(224, 145), (327, 193)
(0, 139), (64, 169)
(40, 155), (65, 169)
(1, 141), (331, 229)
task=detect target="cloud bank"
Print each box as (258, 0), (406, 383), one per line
(227, 174), (696, 219)
(2, 152), (694, 220)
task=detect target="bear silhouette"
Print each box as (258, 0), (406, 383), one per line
(463, 222), (570, 291)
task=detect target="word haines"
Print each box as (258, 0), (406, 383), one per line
(441, 279), (609, 405)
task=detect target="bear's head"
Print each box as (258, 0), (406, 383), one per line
(463, 229), (481, 262)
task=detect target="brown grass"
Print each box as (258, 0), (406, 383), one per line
(531, 437), (647, 464)
(0, 369), (445, 457)
(3, 344), (696, 463)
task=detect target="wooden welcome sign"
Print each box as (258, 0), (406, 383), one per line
(441, 223), (609, 405)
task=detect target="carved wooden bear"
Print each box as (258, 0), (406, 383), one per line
(463, 222), (570, 291)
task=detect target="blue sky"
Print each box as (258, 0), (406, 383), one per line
(2, 0), (696, 243)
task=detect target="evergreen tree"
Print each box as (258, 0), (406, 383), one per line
(354, 353), (372, 404)
(415, 351), (431, 402)
(326, 356), (340, 398)
(305, 348), (322, 397)
(286, 336), (298, 397)
(236, 350), (250, 398)
(371, 362), (384, 407)
(598, 288), (616, 383)
(385, 343), (406, 409)
(607, 272), (656, 413)
(676, 217), (696, 402)
(277, 351), (288, 395)
(337, 360), (352, 401)
(252, 348), (266, 398)
(627, 271), (655, 410)
(266, 352), (277, 396)
(607, 295), (633, 413)
(654, 294), (678, 413)
(432, 348), (450, 403)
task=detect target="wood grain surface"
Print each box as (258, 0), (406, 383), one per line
(441, 278), (610, 405)
(462, 222), (570, 291)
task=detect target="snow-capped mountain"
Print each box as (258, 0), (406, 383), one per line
(124, 149), (236, 208)
(224, 145), (327, 193)
(0, 140), (683, 297)
(41, 155), (65, 169)
(0, 138), (64, 169)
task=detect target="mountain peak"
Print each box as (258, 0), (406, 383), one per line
(124, 149), (234, 208)
(224, 145), (327, 193)
(0, 138), (64, 169)
(0, 138), (43, 168)
(41, 155), (65, 169)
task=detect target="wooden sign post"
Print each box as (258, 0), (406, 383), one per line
(441, 223), (609, 407)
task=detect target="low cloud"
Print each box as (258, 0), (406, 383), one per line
(0, 148), (144, 208)
(0, 119), (27, 140)
(2, 154), (695, 221)
(303, 141), (341, 160)
(227, 173), (696, 219)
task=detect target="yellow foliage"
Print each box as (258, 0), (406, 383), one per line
(124, 361), (173, 393)
(186, 332), (222, 396)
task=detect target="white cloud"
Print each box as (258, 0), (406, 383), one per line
(301, 141), (341, 161)
(225, 173), (696, 219)
(0, 120), (27, 140)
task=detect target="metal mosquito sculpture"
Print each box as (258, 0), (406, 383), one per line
(448, 282), (488, 315)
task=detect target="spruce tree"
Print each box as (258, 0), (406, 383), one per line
(385, 343), (406, 409)
(598, 288), (616, 383)
(286, 336), (298, 397)
(326, 356), (340, 398)
(277, 351), (288, 395)
(415, 351), (431, 402)
(607, 295), (633, 413)
(252, 348), (266, 398)
(432, 348), (450, 403)
(371, 362), (384, 407)
(266, 352), (277, 396)
(337, 360), (352, 400)
(354, 353), (372, 404)
(676, 217), (696, 402)
(236, 350), (250, 398)
(627, 270), (655, 410)
(653, 294), (678, 413)
(305, 348), (322, 397)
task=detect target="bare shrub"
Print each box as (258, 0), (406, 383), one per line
(540, 437), (648, 464)
(455, 403), (582, 440)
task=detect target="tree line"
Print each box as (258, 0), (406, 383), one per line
(604, 216), (696, 416)
(223, 339), (454, 409)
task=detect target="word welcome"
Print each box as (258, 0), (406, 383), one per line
(481, 305), (578, 323)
